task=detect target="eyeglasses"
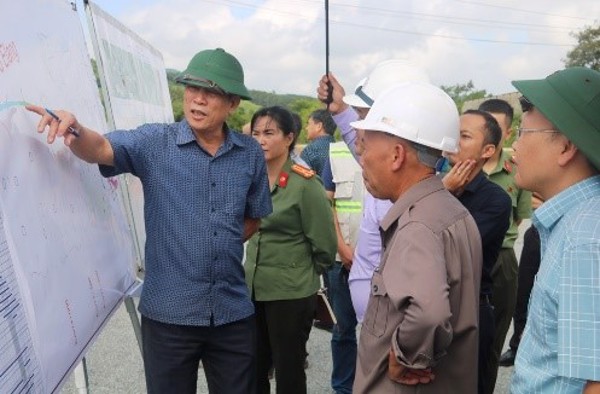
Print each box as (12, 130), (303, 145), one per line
(517, 127), (560, 138)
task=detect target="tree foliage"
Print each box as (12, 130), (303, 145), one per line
(169, 83), (185, 121)
(440, 80), (489, 112)
(564, 24), (600, 71)
(228, 101), (261, 131)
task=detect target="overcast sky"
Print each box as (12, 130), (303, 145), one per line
(78, 0), (599, 97)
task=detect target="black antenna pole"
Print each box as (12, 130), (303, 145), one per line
(325, 0), (333, 108)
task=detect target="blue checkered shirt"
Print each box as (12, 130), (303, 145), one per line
(300, 134), (334, 177)
(100, 120), (272, 326)
(511, 175), (600, 393)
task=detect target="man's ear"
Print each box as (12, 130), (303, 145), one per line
(557, 138), (579, 167)
(228, 96), (241, 114)
(391, 142), (407, 171)
(481, 143), (496, 160)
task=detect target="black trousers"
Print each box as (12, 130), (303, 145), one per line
(508, 225), (541, 350)
(141, 315), (256, 394)
(487, 248), (518, 393)
(478, 299), (495, 394)
(254, 294), (316, 394)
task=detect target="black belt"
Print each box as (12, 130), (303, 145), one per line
(480, 294), (491, 305)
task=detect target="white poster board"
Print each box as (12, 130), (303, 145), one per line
(0, 1), (137, 392)
(86, 1), (175, 267)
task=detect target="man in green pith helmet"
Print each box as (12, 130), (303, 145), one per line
(27, 48), (272, 394)
(510, 66), (600, 394)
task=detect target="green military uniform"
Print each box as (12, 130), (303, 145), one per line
(486, 148), (532, 393)
(245, 157), (337, 300)
(245, 157), (336, 393)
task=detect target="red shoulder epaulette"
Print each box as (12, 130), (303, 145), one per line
(291, 164), (315, 179)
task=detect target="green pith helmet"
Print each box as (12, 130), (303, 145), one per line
(512, 67), (600, 170)
(176, 48), (252, 100)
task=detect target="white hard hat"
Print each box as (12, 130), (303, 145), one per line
(350, 81), (459, 153)
(343, 59), (430, 109)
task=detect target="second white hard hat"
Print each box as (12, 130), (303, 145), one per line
(350, 81), (459, 153)
(343, 59), (430, 108)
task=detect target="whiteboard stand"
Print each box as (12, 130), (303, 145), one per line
(74, 358), (89, 394)
(125, 279), (144, 355)
(71, 280), (144, 392)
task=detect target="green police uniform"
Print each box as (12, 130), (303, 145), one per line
(488, 149), (532, 249)
(245, 158), (337, 301)
(486, 147), (532, 393)
(245, 157), (336, 393)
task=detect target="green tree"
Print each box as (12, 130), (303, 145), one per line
(440, 81), (489, 112)
(169, 83), (184, 121)
(564, 24), (600, 70)
(229, 101), (260, 131)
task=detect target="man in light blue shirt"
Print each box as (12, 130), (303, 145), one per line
(510, 67), (600, 394)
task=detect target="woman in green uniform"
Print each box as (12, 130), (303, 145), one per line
(245, 106), (336, 394)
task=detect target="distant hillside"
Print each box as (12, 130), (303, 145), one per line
(248, 90), (314, 107)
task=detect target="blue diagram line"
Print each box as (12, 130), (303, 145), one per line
(0, 101), (31, 112)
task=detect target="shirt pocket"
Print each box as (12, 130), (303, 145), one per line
(362, 269), (389, 338)
(224, 171), (253, 217)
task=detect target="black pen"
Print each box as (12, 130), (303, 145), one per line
(44, 108), (80, 137)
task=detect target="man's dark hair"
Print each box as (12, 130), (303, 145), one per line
(251, 105), (298, 152)
(478, 98), (514, 127)
(309, 109), (337, 136)
(518, 96), (533, 113)
(463, 109), (502, 148)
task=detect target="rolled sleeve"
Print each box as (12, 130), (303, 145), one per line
(99, 127), (156, 178)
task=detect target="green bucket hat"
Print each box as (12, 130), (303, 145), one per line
(512, 67), (600, 170)
(176, 48), (252, 100)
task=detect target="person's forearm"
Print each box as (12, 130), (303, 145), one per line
(243, 218), (260, 241)
(26, 104), (114, 165)
(332, 208), (353, 264)
(333, 108), (360, 160)
(69, 127), (114, 165)
(584, 381), (600, 394)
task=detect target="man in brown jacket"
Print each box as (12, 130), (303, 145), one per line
(350, 81), (482, 393)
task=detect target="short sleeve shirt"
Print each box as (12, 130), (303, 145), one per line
(99, 120), (272, 326)
(300, 134), (335, 177)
